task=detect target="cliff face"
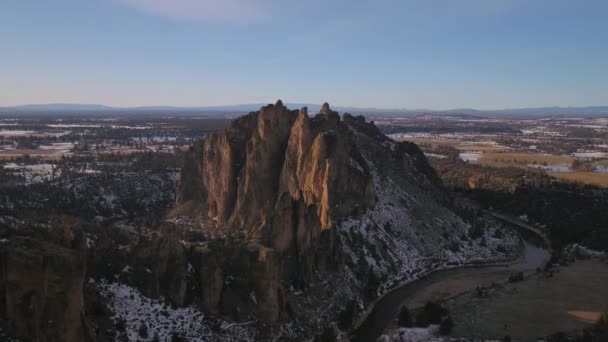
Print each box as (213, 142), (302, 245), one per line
(0, 221), (90, 342)
(171, 101), (383, 322)
(177, 101), (376, 253)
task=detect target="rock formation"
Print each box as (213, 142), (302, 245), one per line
(177, 100), (375, 250)
(0, 219), (91, 342)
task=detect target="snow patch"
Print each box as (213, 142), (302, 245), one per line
(96, 281), (256, 342)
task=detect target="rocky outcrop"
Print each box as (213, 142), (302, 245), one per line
(122, 232), (189, 306)
(177, 100), (376, 254)
(0, 220), (91, 342)
(111, 233), (287, 323)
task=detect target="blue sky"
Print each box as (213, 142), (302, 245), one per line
(1, 0), (607, 109)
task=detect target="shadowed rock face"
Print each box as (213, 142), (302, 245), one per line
(177, 100), (376, 253)
(0, 221), (90, 342)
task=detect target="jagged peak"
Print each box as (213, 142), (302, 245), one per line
(320, 102), (331, 114)
(294, 107), (310, 126)
(317, 102), (340, 125)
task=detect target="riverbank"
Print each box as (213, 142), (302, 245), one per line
(350, 241), (534, 342)
(350, 213), (552, 342)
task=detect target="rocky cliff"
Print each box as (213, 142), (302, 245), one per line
(177, 101), (375, 244)
(0, 219), (91, 342)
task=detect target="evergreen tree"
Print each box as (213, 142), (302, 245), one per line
(398, 305), (414, 327)
(365, 269), (380, 299)
(439, 316), (454, 335)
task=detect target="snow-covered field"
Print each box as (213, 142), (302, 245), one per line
(424, 153), (447, 159)
(38, 142), (74, 150)
(47, 123), (102, 128)
(389, 133), (432, 139)
(458, 152), (483, 162)
(572, 151), (608, 158)
(528, 164), (571, 173)
(3, 162), (58, 184)
(521, 128), (565, 136)
(0, 130), (35, 136)
(0, 129), (68, 137)
(594, 166), (608, 173)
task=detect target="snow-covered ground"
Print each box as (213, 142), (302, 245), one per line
(521, 128), (565, 137)
(424, 153), (447, 159)
(3, 163), (58, 184)
(95, 280), (256, 342)
(571, 151), (607, 158)
(0, 326), (21, 342)
(389, 133), (432, 139)
(338, 158), (519, 297)
(47, 123), (102, 128)
(0, 130), (35, 136)
(458, 152), (483, 162)
(38, 142), (74, 150)
(528, 164), (571, 173)
(382, 325), (441, 342)
(381, 326), (504, 342)
(594, 166), (608, 173)
(562, 244), (606, 260)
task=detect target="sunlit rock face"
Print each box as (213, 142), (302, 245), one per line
(177, 100), (376, 254)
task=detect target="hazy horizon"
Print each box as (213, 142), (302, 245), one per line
(3, 102), (608, 113)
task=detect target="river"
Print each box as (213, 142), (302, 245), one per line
(351, 236), (550, 342)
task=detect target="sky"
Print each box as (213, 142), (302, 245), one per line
(1, 0), (607, 109)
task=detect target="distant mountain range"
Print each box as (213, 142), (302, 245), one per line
(1, 103), (608, 117)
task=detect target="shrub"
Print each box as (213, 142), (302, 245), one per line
(416, 301), (448, 327)
(365, 269), (380, 299)
(138, 323), (148, 338)
(508, 272), (524, 282)
(314, 327), (337, 342)
(115, 317), (126, 332)
(594, 308), (608, 340)
(439, 316), (454, 335)
(171, 333), (187, 342)
(398, 305), (414, 327)
(338, 300), (356, 330)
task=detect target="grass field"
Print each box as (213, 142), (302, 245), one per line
(449, 260), (608, 341)
(455, 145), (510, 152)
(549, 172), (608, 188)
(473, 153), (608, 187)
(477, 152), (574, 168)
(0, 148), (71, 160)
(393, 137), (456, 146)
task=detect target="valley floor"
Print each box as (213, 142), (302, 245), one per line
(447, 259), (608, 341)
